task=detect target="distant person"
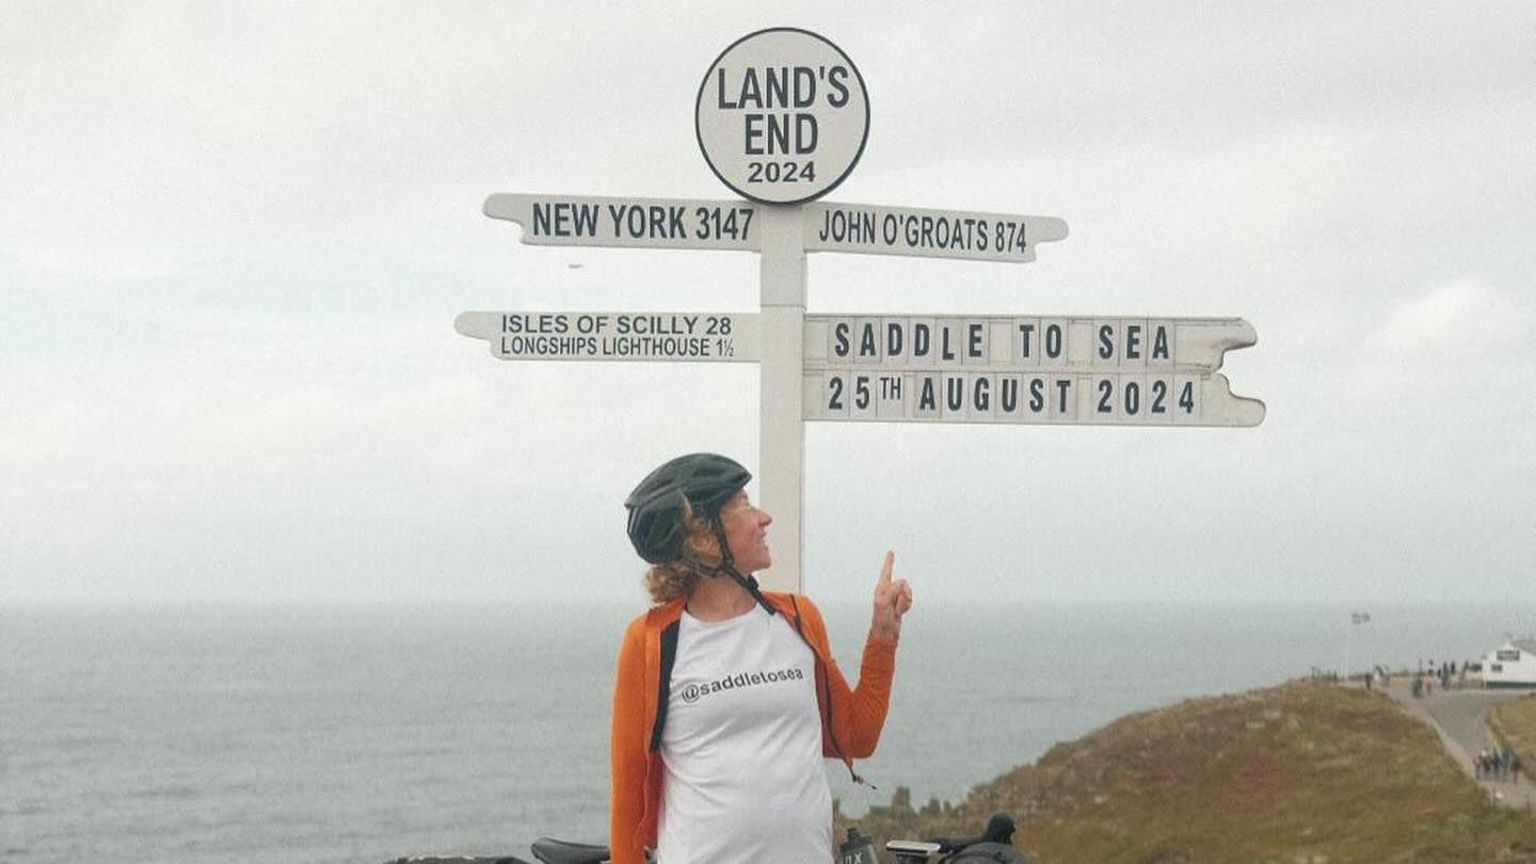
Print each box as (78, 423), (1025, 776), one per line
(609, 453), (912, 864)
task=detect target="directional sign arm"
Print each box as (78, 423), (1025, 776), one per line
(483, 193), (762, 252)
(797, 314), (1262, 427)
(455, 310), (761, 362)
(803, 315), (1256, 372)
(802, 200), (1068, 263)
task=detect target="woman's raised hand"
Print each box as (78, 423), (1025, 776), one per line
(870, 551), (913, 642)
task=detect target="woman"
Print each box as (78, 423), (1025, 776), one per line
(610, 453), (912, 864)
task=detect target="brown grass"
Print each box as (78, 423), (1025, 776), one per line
(838, 681), (1536, 863)
(1491, 694), (1536, 769)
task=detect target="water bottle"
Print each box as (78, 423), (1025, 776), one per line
(840, 826), (879, 864)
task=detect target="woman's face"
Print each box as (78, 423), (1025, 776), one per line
(719, 490), (773, 574)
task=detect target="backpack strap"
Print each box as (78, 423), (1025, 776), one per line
(648, 620), (680, 752)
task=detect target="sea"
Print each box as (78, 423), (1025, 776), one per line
(3, 601), (1528, 864)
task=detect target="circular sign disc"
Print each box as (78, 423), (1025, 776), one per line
(695, 28), (869, 205)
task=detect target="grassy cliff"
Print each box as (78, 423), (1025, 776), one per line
(838, 681), (1536, 863)
(1491, 694), (1536, 766)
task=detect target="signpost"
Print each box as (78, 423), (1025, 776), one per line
(465, 27), (1263, 592)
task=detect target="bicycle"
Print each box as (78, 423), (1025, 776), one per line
(382, 811), (1026, 864)
(869, 812), (1027, 864)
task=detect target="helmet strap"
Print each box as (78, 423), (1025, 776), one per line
(688, 517), (777, 616)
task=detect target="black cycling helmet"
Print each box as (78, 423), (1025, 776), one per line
(625, 453), (751, 565)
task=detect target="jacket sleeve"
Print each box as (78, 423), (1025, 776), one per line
(609, 617), (648, 864)
(801, 595), (898, 759)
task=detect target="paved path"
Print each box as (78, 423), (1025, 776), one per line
(1377, 679), (1535, 810)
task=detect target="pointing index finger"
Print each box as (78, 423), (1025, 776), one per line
(879, 551), (895, 585)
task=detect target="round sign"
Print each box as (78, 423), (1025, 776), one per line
(695, 28), (869, 205)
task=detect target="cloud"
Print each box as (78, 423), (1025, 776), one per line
(5, 3), (1536, 606)
(1371, 277), (1524, 352)
(1347, 276), (1531, 402)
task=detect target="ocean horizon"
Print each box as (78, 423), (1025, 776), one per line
(4, 600), (1530, 864)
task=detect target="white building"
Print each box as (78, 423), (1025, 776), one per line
(1482, 639), (1536, 689)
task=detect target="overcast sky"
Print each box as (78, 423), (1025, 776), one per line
(4, 2), (1533, 608)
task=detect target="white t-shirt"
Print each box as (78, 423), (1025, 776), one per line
(656, 605), (832, 864)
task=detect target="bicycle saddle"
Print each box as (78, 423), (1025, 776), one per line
(930, 813), (1016, 852)
(529, 838), (611, 864)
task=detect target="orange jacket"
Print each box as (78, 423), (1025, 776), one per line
(608, 591), (898, 864)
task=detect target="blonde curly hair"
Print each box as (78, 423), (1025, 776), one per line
(641, 498), (732, 604)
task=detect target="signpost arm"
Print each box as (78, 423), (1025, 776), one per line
(757, 205), (807, 594)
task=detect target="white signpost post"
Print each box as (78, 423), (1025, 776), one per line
(463, 27), (1263, 593)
